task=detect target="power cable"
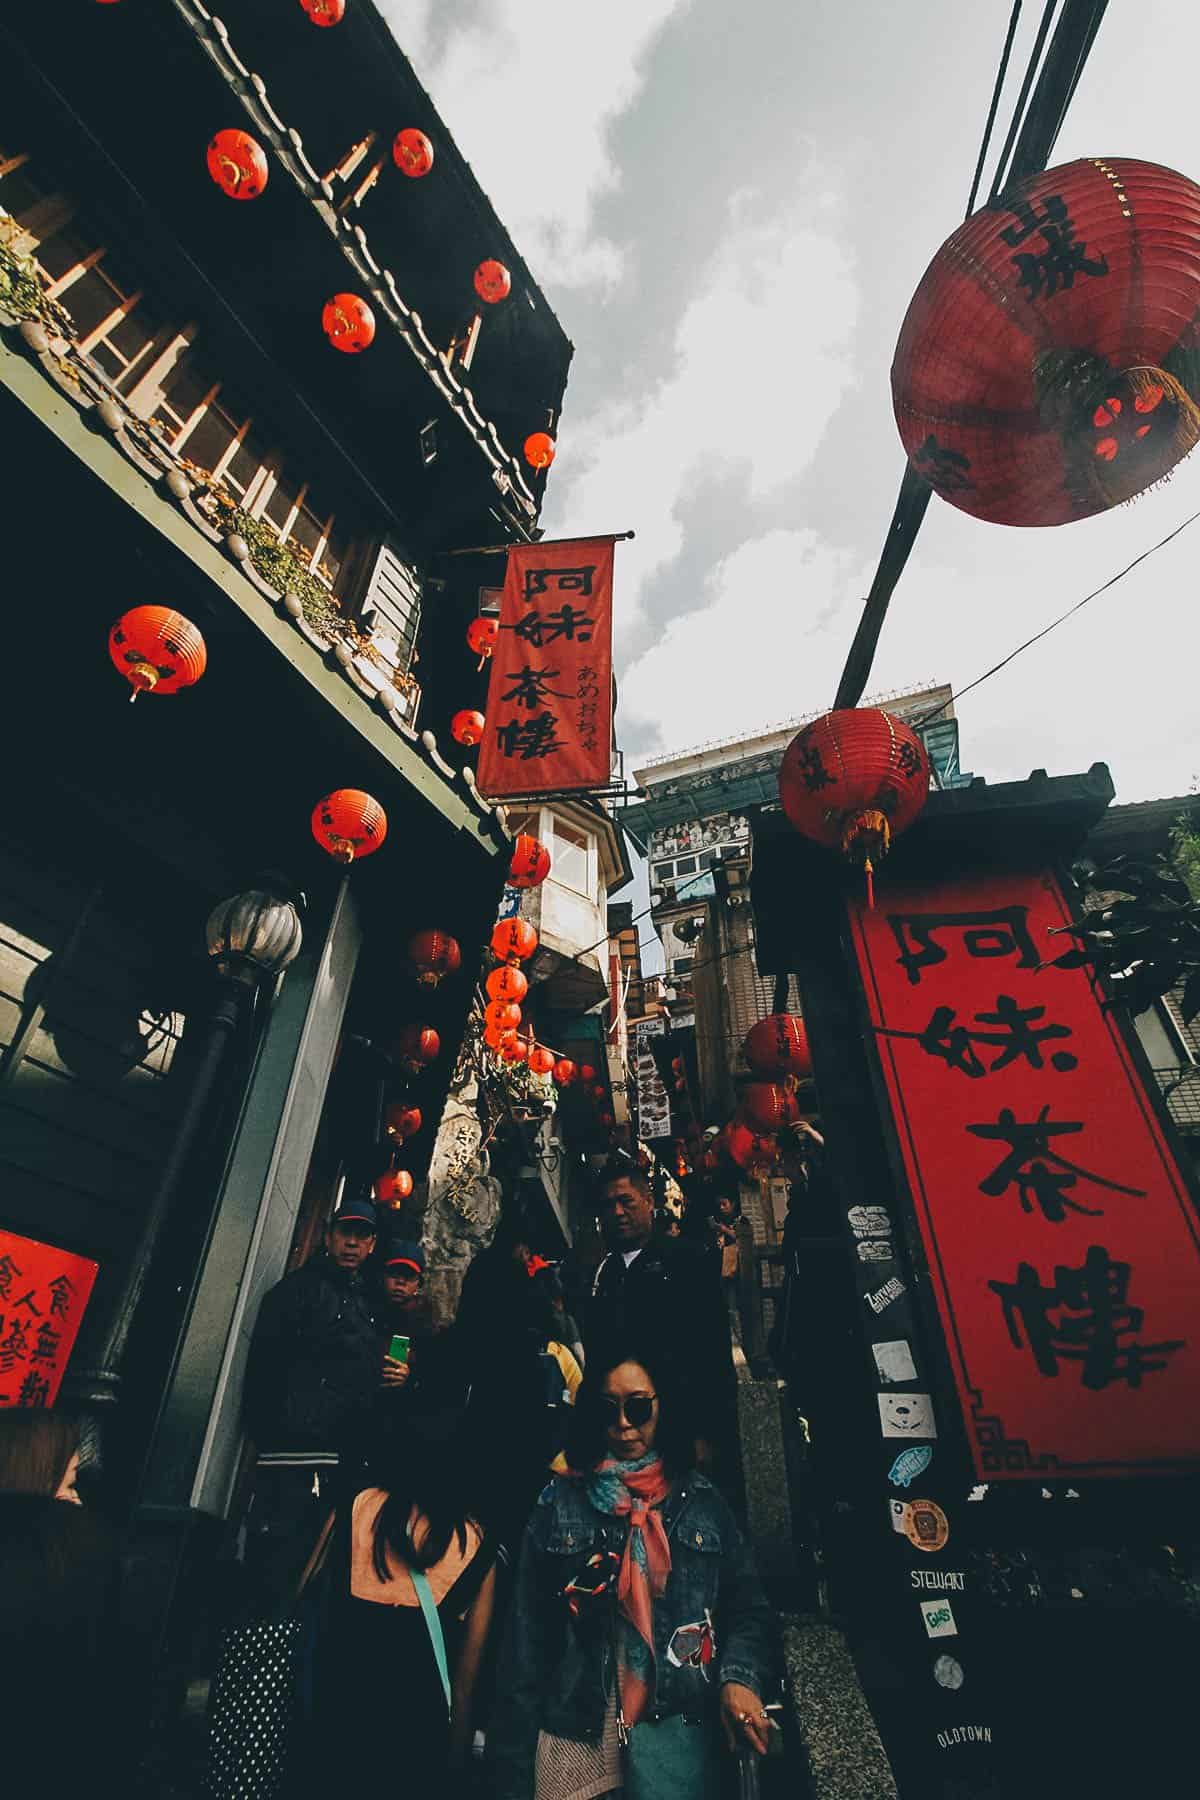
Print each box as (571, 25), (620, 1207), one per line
(987, 0), (1058, 200)
(966, 0), (1025, 216)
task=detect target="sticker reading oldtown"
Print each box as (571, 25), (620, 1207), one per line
(0, 1229), (98, 1408)
(850, 867), (1200, 1480)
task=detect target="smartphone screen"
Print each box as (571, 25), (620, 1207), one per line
(388, 1334), (410, 1365)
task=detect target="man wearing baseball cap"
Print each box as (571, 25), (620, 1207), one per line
(376, 1236), (465, 1429)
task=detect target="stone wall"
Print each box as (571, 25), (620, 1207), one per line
(420, 1073), (502, 1326)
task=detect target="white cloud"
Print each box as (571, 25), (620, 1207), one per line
(380, 0), (691, 289)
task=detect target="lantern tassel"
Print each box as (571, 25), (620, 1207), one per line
(864, 856), (875, 911)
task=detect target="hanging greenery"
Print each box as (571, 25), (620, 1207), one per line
(1049, 853), (1200, 1024)
(0, 223), (75, 338)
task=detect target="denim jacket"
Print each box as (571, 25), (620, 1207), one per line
(488, 1471), (773, 1798)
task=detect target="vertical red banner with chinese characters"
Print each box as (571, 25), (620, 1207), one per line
(0, 1230), (98, 1409)
(477, 538), (614, 798)
(850, 868), (1200, 1480)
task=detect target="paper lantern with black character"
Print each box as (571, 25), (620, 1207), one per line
(311, 790), (387, 863)
(386, 1102), (422, 1141)
(893, 158), (1200, 527)
(376, 1167), (414, 1206)
(524, 431), (556, 471)
(486, 965), (528, 1004)
(108, 606), (206, 697)
(322, 293), (375, 353)
(553, 1058), (576, 1087)
(467, 617), (499, 665)
(500, 1034), (529, 1065)
(509, 834), (551, 888)
(395, 1024), (439, 1075)
(743, 1013), (812, 1082)
(408, 929), (461, 988)
(491, 917), (538, 965)
(474, 259), (511, 305)
(725, 1119), (779, 1173)
(206, 130), (268, 200)
(451, 710), (485, 747)
(485, 999), (521, 1035)
(393, 128), (433, 177)
(529, 1045), (556, 1076)
(742, 1081), (801, 1134)
(300, 0), (344, 24)
(779, 709), (929, 903)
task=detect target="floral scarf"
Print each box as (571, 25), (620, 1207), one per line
(585, 1453), (673, 1727)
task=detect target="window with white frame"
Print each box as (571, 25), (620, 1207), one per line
(550, 818), (591, 896)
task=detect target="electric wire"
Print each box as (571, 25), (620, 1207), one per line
(966, 1), (1024, 217)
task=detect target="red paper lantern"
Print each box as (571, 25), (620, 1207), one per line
(553, 1058), (576, 1087)
(206, 130), (269, 201)
(474, 259), (511, 305)
(509, 834), (551, 888)
(485, 999), (522, 1034)
(466, 617), (499, 664)
(108, 606), (207, 697)
(529, 1045), (556, 1076)
(300, 0), (345, 24)
(725, 1119), (778, 1172)
(579, 1064), (596, 1083)
(408, 929), (461, 988)
(893, 158), (1200, 528)
(491, 917), (538, 965)
(392, 128), (434, 178)
(524, 431), (556, 472)
(486, 965), (528, 1004)
(396, 1023), (440, 1074)
(500, 1034), (529, 1065)
(311, 789), (387, 863)
(599, 1111), (615, 1128)
(322, 293), (375, 353)
(591, 1085), (606, 1100)
(386, 1102), (422, 1140)
(779, 709), (929, 902)
(743, 1014), (812, 1082)
(741, 1081), (801, 1134)
(376, 1167), (414, 1206)
(451, 709), (485, 747)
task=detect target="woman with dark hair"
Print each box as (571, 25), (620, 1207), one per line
(303, 1410), (498, 1787)
(488, 1340), (773, 1799)
(0, 1406), (83, 1500)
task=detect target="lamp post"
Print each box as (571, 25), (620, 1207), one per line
(72, 878), (303, 1420)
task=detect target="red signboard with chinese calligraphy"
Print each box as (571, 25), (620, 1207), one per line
(477, 538), (614, 798)
(0, 1230), (98, 1409)
(850, 868), (1200, 1480)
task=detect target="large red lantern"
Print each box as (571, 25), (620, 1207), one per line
(474, 259), (511, 305)
(743, 1013), (812, 1081)
(393, 128), (434, 178)
(741, 1081), (801, 1134)
(486, 965), (528, 1004)
(386, 1102), (422, 1140)
(491, 917), (538, 964)
(466, 617), (499, 666)
(322, 293), (375, 353)
(779, 709), (929, 903)
(509, 834), (551, 888)
(529, 1045), (556, 1077)
(300, 0), (345, 24)
(108, 606), (207, 698)
(206, 130), (269, 200)
(376, 1167), (414, 1206)
(524, 431), (556, 472)
(500, 1034), (529, 1065)
(451, 710), (485, 747)
(311, 790), (387, 863)
(553, 1058), (576, 1087)
(485, 999), (522, 1035)
(725, 1119), (778, 1172)
(893, 158), (1200, 528)
(408, 929), (461, 988)
(395, 1023), (439, 1074)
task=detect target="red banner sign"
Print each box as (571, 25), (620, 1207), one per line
(0, 1229), (98, 1409)
(850, 867), (1200, 1480)
(477, 538), (614, 798)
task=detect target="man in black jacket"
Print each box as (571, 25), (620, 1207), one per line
(243, 1199), (387, 1601)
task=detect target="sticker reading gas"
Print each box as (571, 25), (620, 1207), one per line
(920, 1598), (958, 1638)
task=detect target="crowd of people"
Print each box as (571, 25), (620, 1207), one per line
(0, 1156), (785, 1798)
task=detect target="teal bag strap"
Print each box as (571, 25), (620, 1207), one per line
(411, 1567), (452, 1712)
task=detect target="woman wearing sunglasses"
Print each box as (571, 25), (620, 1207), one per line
(488, 1339), (773, 1799)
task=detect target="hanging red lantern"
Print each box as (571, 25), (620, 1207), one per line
(451, 709), (485, 747)
(408, 929), (461, 988)
(779, 709), (929, 905)
(579, 1064), (596, 1083)
(725, 1119), (778, 1172)
(386, 1102), (422, 1140)
(299, 0), (345, 24)
(474, 259), (511, 305)
(395, 1023), (440, 1074)
(524, 431), (556, 472)
(466, 617), (499, 666)
(893, 158), (1200, 528)
(529, 1045), (556, 1077)
(108, 606), (207, 698)
(485, 999), (522, 1034)
(392, 128), (434, 178)
(500, 1034), (529, 1065)
(741, 1081), (801, 1134)
(376, 1167), (414, 1206)
(599, 1111), (615, 1129)
(486, 965), (528, 1004)
(206, 130), (269, 201)
(491, 917), (538, 964)
(591, 1084), (606, 1100)
(322, 293), (375, 353)
(508, 834), (551, 888)
(483, 1019), (515, 1049)
(311, 789), (387, 863)
(743, 1014), (812, 1082)
(553, 1058), (577, 1087)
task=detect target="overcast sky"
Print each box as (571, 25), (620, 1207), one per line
(386, 0), (1200, 806)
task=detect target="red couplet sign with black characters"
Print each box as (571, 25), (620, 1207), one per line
(0, 1229), (98, 1409)
(850, 867), (1200, 1480)
(477, 539), (614, 799)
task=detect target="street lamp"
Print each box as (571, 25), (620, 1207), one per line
(205, 875), (304, 982)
